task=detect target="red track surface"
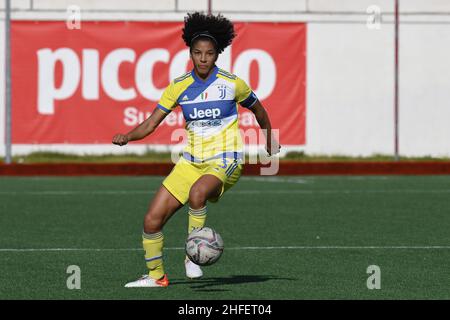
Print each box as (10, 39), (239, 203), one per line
(1, 162), (450, 176)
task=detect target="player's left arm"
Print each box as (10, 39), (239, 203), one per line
(249, 100), (281, 156)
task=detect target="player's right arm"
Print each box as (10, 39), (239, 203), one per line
(112, 108), (168, 146)
(112, 81), (179, 146)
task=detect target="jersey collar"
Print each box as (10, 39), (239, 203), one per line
(191, 66), (219, 86)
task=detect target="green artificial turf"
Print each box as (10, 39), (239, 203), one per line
(0, 176), (449, 299)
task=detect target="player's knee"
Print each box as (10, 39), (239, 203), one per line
(189, 185), (207, 208)
(143, 213), (163, 234)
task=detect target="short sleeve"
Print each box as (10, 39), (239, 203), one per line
(156, 82), (178, 114)
(235, 77), (258, 109)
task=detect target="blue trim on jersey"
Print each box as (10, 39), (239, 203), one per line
(177, 84), (204, 105)
(177, 67), (219, 105)
(181, 100), (237, 121)
(183, 152), (196, 163)
(191, 66), (219, 85)
(240, 91), (258, 109)
(156, 104), (171, 113)
(183, 152), (243, 163)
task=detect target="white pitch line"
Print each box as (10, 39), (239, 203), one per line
(0, 190), (151, 195)
(1, 246), (450, 252)
(1, 189), (450, 195)
(241, 177), (309, 184)
(233, 246), (450, 249)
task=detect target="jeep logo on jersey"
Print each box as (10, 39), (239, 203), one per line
(189, 107), (221, 119)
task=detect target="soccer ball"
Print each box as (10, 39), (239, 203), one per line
(185, 227), (224, 266)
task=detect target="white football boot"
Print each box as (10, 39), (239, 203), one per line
(185, 258), (203, 279)
(124, 274), (169, 288)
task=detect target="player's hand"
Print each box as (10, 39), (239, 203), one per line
(112, 134), (129, 146)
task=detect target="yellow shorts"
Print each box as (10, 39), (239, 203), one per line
(162, 156), (243, 205)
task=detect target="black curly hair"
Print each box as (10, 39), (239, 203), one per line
(182, 12), (236, 54)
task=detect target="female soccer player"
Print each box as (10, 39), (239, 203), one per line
(113, 12), (280, 287)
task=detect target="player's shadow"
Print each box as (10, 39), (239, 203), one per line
(171, 274), (295, 292)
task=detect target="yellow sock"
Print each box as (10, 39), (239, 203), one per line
(142, 231), (165, 280)
(188, 206), (207, 234)
(187, 206), (207, 261)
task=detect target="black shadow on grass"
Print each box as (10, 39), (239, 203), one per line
(171, 275), (296, 292)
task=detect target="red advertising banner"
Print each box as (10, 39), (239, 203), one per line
(11, 21), (306, 145)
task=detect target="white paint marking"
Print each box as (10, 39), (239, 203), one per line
(1, 246), (449, 252)
(1, 189), (450, 195)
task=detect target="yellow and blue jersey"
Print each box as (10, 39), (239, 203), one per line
(156, 66), (258, 163)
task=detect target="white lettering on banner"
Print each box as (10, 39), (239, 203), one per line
(233, 49), (276, 101)
(170, 49), (190, 82)
(123, 107), (184, 127)
(82, 49), (99, 100)
(136, 49), (170, 101)
(36, 47), (277, 115)
(123, 107), (147, 126)
(101, 48), (137, 101)
(37, 48), (80, 115)
(217, 46), (232, 72)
